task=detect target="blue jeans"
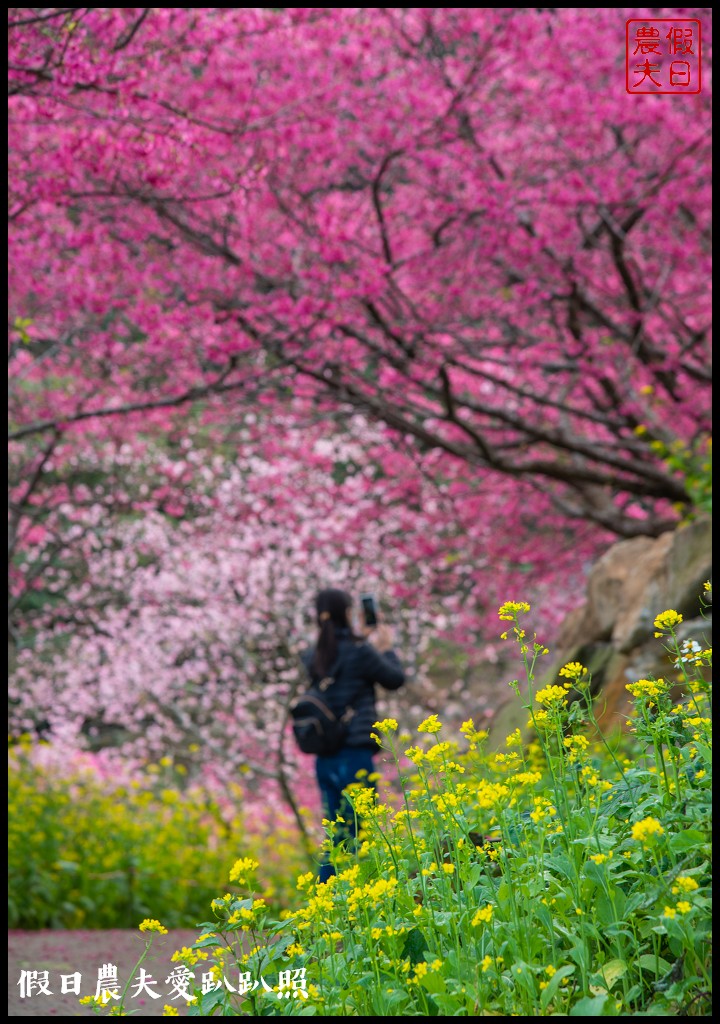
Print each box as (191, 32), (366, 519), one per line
(315, 746), (376, 884)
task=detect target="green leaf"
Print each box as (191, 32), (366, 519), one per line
(583, 860), (610, 886)
(420, 971), (447, 996)
(55, 859), (81, 872)
(594, 959), (627, 991)
(540, 964), (576, 1011)
(192, 934), (226, 949)
(594, 890), (626, 925)
(669, 829), (708, 852)
(371, 987), (410, 1012)
(192, 987), (226, 1015)
(638, 953), (673, 975)
(401, 927), (429, 966)
(465, 863), (483, 887)
(570, 993), (610, 1015)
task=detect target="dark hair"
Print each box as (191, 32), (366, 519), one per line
(313, 588), (356, 676)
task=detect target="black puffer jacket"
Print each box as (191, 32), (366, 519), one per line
(301, 628), (406, 751)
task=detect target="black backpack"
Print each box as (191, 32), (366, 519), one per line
(289, 656), (363, 757)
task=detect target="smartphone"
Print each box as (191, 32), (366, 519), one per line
(360, 594), (379, 628)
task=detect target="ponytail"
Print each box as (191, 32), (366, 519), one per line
(313, 589), (357, 676)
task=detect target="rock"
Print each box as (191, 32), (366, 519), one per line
(489, 517), (712, 744)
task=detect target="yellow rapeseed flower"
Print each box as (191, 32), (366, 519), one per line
(404, 746), (425, 765)
(477, 779), (510, 810)
(530, 796), (557, 823)
(559, 662), (588, 682)
(529, 709), (551, 730)
(373, 718), (398, 734)
(494, 751), (521, 766)
(171, 946), (206, 966)
(513, 770), (542, 786)
(563, 734), (590, 756)
(505, 728), (523, 748)
(631, 817), (664, 846)
(498, 601), (531, 620)
(460, 719), (489, 745)
(229, 857), (259, 883)
(417, 714), (442, 734)
(472, 904), (494, 926)
(672, 876), (699, 895)
(139, 919), (168, 935)
(432, 793), (459, 813)
(424, 741), (454, 763)
(535, 685), (568, 708)
(626, 678), (667, 699)
(653, 609), (683, 633)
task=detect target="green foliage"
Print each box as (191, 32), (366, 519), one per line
(7, 749), (306, 930)
(157, 588), (710, 1017)
(651, 435), (712, 519)
(13, 315), (33, 344)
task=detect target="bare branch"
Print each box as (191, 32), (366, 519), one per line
(112, 8), (150, 52)
(371, 150), (403, 266)
(7, 8), (79, 29)
(8, 365), (266, 441)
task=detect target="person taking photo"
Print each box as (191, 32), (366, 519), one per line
(301, 587), (406, 883)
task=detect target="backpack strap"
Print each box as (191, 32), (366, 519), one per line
(312, 642), (367, 723)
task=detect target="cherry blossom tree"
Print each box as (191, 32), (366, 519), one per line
(11, 418), (512, 841)
(8, 11), (712, 806)
(8, 8), (711, 558)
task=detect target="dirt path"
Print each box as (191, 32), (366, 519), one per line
(8, 929), (203, 1017)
